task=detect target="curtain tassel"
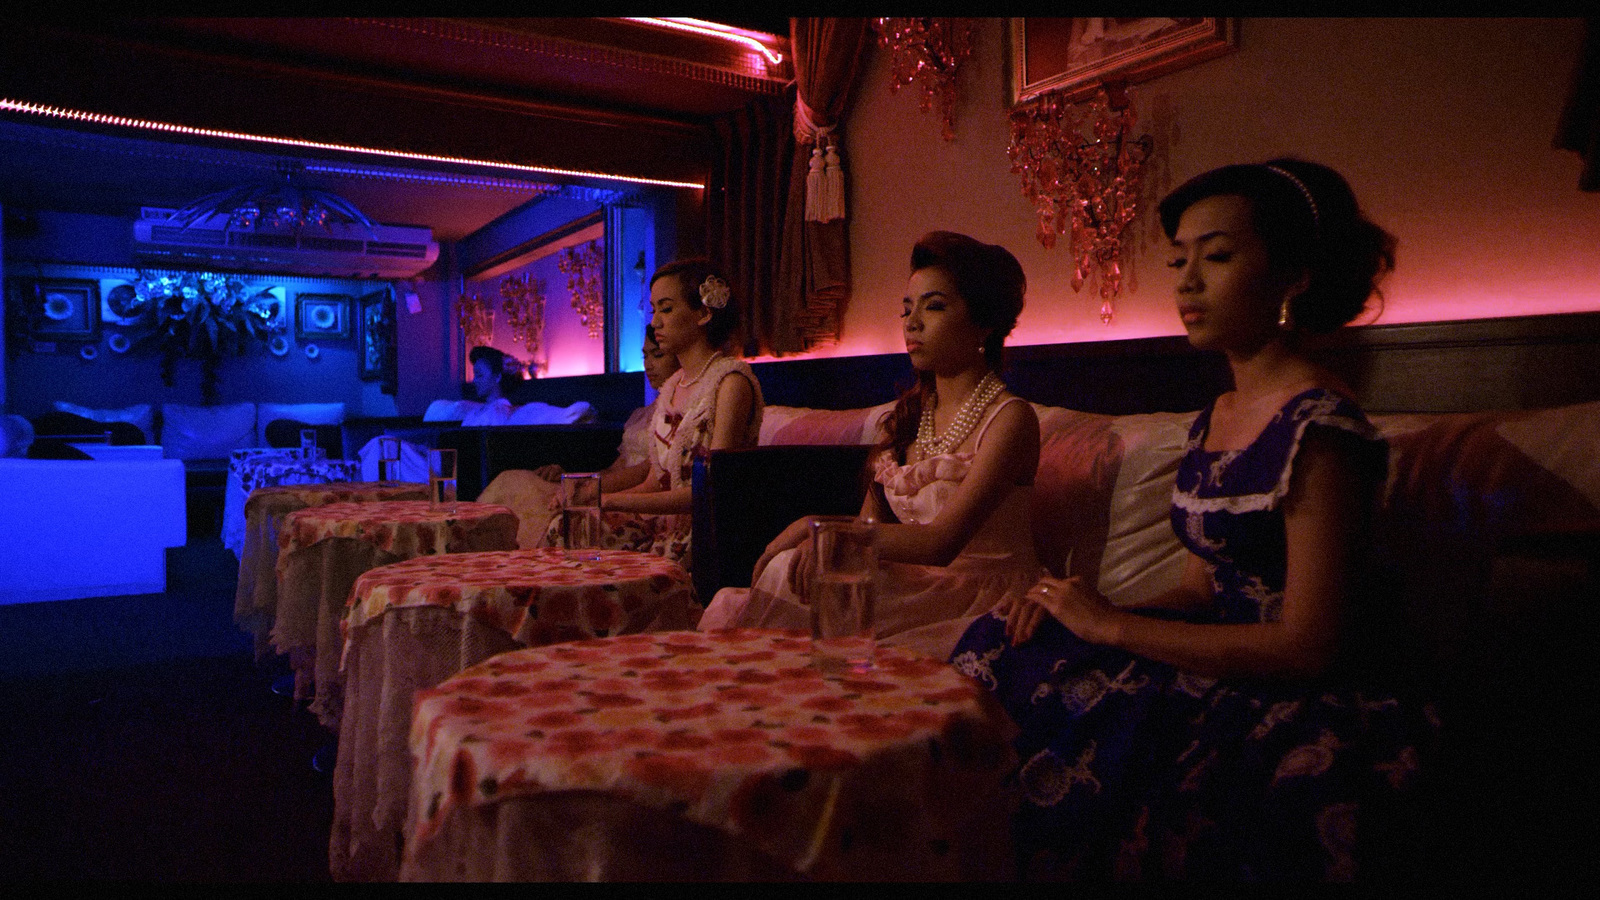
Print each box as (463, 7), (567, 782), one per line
(820, 142), (845, 222)
(805, 144), (827, 222)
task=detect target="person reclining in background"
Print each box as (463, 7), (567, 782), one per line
(460, 345), (525, 427)
(477, 326), (681, 549)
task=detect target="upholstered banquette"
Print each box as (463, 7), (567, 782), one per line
(691, 311), (1600, 882)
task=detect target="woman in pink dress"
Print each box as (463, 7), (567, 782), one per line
(700, 232), (1041, 660)
(546, 258), (763, 569)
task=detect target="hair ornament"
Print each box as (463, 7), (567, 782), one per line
(698, 274), (730, 309)
(1263, 165), (1320, 231)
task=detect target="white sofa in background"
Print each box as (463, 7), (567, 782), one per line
(0, 455), (187, 604)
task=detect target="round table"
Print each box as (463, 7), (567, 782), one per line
(330, 548), (700, 882)
(222, 448), (360, 557)
(399, 629), (1019, 882)
(233, 481), (428, 660)
(274, 500), (519, 730)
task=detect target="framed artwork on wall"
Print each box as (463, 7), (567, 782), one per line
(26, 278), (101, 341)
(355, 287), (397, 393)
(295, 293), (351, 341)
(1009, 17), (1238, 106)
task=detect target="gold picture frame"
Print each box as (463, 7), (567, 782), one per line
(1009, 17), (1238, 106)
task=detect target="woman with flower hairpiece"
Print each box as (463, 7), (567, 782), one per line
(545, 258), (762, 570)
(949, 158), (1440, 881)
(699, 231), (1042, 662)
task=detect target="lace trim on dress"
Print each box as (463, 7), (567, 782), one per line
(1173, 390), (1383, 515)
(651, 356), (764, 488)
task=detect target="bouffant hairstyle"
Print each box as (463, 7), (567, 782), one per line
(1158, 157), (1396, 333)
(468, 345), (523, 395)
(649, 257), (740, 350)
(878, 231), (1028, 466)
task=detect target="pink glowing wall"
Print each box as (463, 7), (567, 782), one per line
(769, 17), (1599, 364)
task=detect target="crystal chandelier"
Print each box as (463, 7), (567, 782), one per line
(558, 240), (606, 340)
(164, 161), (378, 233)
(872, 18), (976, 141)
(456, 291), (494, 350)
(500, 273), (547, 359)
(1008, 84), (1153, 324)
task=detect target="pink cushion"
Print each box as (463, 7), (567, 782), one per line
(1030, 406), (1121, 584)
(759, 403), (893, 446)
(1375, 402), (1600, 540)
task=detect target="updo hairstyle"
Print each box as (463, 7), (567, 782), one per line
(878, 231), (1028, 465)
(649, 257), (740, 350)
(1157, 157), (1396, 333)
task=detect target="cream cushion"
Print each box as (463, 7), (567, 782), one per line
(53, 401), (156, 442)
(160, 402), (257, 460)
(1096, 411), (1196, 607)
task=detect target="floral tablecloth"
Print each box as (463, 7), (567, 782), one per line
(330, 549), (700, 881)
(222, 448), (360, 557)
(274, 500), (519, 730)
(400, 629), (1019, 882)
(232, 482), (427, 660)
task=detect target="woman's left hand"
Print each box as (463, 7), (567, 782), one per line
(1008, 575), (1118, 646)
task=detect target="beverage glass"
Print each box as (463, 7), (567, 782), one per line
(808, 516), (877, 673)
(559, 473), (604, 561)
(377, 436), (401, 482)
(427, 448), (458, 512)
(300, 428), (318, 460)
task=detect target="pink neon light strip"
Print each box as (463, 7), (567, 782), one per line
(0, 97), (705, 190)
(622, 17), (785, 66)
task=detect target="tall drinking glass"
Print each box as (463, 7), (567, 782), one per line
(427, 448), (457, 512)
(300, 428), (318, 460)
(559, 473), (603, 561)
(808, 516), (877, 673)
(377, 436), (401, 482)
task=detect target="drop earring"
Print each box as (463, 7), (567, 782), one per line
(1278, 298), (1293, 330)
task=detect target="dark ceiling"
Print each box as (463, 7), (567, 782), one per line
(0, 17), (796, 245)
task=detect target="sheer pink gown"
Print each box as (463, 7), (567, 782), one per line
(701, 398), (1042, 661)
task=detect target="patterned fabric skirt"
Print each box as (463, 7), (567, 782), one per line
(950, 611), (1441, 881)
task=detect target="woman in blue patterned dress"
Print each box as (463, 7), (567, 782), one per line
(950, 158), (1439, 881)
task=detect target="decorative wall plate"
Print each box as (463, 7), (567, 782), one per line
(102, 282), (151, 325)
(270, 335), (291, 356)
(303, 342), (320, 359)
(79, 343), (98, 360)
(107, 332), (131, 354)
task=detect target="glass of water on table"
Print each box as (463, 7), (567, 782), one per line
(427, 448), (457, 513)
(559, 473), (604, 561)
(807, 515), (878, 673)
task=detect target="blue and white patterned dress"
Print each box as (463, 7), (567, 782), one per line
(950, 388), (1440, 881)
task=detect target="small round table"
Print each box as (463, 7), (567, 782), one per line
(330, 548), (700, 882)
(223, 448), (360, 557)
(400, 629), (1019, 882)
(274, 500), (519, 730)
(233, 481), (428, 660)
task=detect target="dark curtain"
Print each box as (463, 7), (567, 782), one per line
(1556, 18), (1600, 191)
(708, 90), (796, 358)
(771, 17), (872, 354)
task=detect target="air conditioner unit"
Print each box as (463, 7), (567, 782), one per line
(131, 208), (439, 278)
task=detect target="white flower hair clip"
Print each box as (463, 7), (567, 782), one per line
(699, 274), (730, 309)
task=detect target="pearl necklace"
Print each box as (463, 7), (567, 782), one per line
(915, 373), (1005, 457)
(678, 351), (722, 387)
